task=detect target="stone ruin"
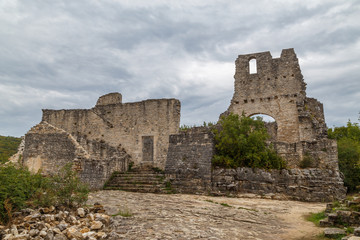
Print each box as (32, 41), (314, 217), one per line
(17, 48), (346, 201)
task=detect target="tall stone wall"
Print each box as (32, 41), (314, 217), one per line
(165, 127), (213, 193)
(42, 93), (181, 168)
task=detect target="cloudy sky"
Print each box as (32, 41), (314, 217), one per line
(0, 0), (359, 137)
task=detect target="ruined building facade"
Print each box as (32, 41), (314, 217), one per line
(19, 48), (346, 201)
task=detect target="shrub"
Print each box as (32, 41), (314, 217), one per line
(328, 121), (360, 192)
(36, 163), (89, 208)
(0, 164), (45, 224)
(0, 163), (89, 224)
(212, 113), (286, 170)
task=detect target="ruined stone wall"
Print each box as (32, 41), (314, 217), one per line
(165, 127), (213, 193)
(212, 167), (346, 202)
(164, 127), (345, 201)
(23, 122), (78, 173)
(42, 93), (181, 169)
(227, 48), (327, 143)
(23, 121), (130, 189)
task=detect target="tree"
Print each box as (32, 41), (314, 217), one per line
(328, 121), (360, 192)
(212, 113), (286, 170)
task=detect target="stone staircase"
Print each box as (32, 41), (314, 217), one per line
(103, 167), (171, 193)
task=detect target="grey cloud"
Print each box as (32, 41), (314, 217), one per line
(0, 0), (359, 136)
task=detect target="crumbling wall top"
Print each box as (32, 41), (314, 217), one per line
(95, 92), (122, 106)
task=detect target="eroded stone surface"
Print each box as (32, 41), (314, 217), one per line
(88, 190), (325, 240)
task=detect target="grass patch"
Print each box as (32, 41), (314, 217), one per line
(220, 203), (232, 207)
(305, 211), (326, 226)
(112, 206), (133, 217)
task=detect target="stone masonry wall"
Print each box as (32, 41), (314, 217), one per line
(23, 121), (130, 189)
(212, 167), (346, 202)
(42, 93), (181, 169)
(164, 127), (346, 201)
(165, 127), (213, 193)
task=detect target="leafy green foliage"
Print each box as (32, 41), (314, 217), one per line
(212, 113), (286, 169)
(328, 121), (360, 192)
(0, 164), (45, 224)
(0, 163), (89, 224)
(0, 135), (21, 163)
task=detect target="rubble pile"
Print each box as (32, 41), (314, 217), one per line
(0, 203), (121, 240)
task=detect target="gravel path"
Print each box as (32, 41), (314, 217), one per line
(88, 190), (325, 240)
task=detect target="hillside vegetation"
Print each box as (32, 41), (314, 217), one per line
(0, 135), (21, 163)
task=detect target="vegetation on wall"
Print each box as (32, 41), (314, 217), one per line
(0, 135), (21, 163)
(328, 120), (360, 192)
(212, 113), (286, 170)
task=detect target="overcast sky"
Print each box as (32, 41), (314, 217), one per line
(0, 0), (359, 137)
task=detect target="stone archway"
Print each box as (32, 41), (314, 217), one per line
(225, 48), (326, 143)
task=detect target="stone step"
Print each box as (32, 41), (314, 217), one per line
(104, 168), (168, 193)
(112, 173), (165, 178)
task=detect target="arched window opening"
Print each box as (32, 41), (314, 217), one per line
(249, 58), (257, 74)
(250, 114), (277, 141)
(251, 114), (275, 122)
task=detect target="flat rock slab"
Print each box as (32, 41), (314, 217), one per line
(88, 191), (325, 240)
(324, 228), (346, 238)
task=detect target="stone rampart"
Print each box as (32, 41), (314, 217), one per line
(212, 167), (346, 202)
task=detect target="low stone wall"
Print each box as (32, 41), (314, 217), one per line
(165, 127), (213, 193)
(212, 167), (347, 202)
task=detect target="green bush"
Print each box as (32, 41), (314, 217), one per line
(0, 163), (89, 224)
(0, 164), (45, 224)
(328, 121), (360, 192)
(33, 163), (89, 208)
(212, 113), (286, 169)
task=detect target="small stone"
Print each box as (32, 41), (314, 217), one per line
(53, 228), (62, 234)
(355, 227), (360, 237)
(324, 228), (346, 238)
(57, 221), (68, 231)
(10, 225), (18, 235)
(77, 208), (85, 218)
(90, 221), (103, 230)
(347, 237), (360, 240)
(319, 218), (333, 227)
(44, 214), (55, 223)
(53, 233), (68, 240)
(29, 229), (39, 237)
(95, 213), (110, 225)
(80, 227), (90, 234)
(44, 230), (54, 240)
(39, 230), (47, 237)
(3, 234), (13, 240)
(96, 231), (107, 239)
(82, 231), (96, 238)
(87, 213), (95, 221)
(65, 226), (82, 239)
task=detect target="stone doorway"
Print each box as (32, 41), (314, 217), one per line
(142, 136), (154, 162)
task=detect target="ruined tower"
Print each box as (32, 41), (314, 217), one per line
(228, 48), (327, 143)
(226, 48), (337, 168)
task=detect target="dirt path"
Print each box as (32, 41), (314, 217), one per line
(88, 190), (325, 240)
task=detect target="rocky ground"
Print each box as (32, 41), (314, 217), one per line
(87, 190), (325, 240)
